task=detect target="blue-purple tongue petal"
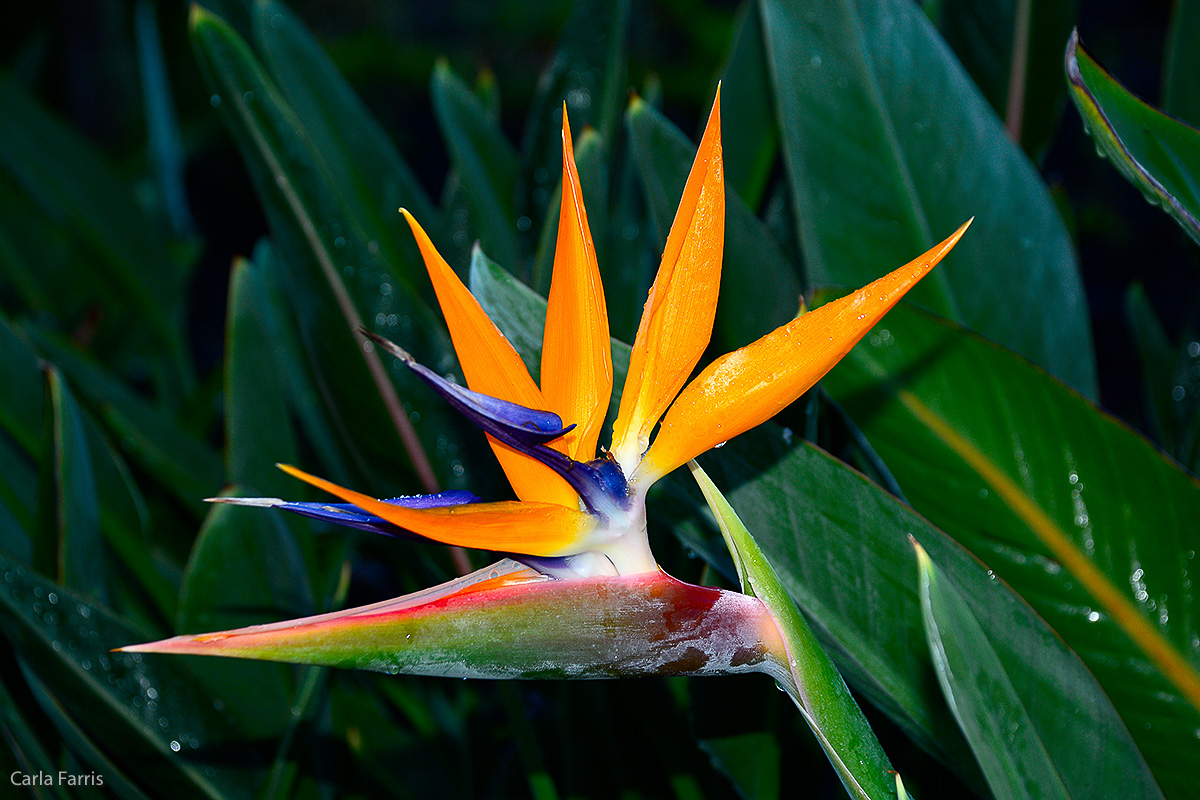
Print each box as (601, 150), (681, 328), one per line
(362, 329), (574, 446)
(209, 490), (482, 540)
(361, 330), (631, 518)
(380, 490), (480, 509)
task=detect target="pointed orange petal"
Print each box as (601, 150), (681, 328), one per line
(611, 89), (724, 471)
(541, 108), (613, 463)
(401, 211), (577, 507)
(278, 464), (596, 557)
(636, 220), (973, 484)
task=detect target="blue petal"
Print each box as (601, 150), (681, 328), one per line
(381, 490), (481, 509)
(211, 491), (482, 539)
(280, 501), (414, 538)
(362, 330), (631, 519)
(362, 329), (573, 446)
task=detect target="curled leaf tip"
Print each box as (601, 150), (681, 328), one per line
(909, 536), (933, 573)
(187, 2), (209, 27)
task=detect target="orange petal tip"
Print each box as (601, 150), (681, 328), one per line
(636, 221), (971, 483)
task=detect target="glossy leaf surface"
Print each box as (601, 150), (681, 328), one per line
(676, 430), (1162, 799)
(821, 300), (1198, 797)
(0, 551), (258, 799)
(916, 541), (1071, 800)
(1067, 30), (1200, 247)
(760, 0), (1095, 395)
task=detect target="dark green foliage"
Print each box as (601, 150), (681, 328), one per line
(0, 1), (1197, 798)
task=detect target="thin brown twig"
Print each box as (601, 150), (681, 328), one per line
(1004, 0), (1032, 144)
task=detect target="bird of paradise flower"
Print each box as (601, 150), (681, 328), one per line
(122, 89), (967, 796)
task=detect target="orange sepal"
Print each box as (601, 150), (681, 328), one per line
(611, 88), (724, 470)
(636, 220), (973, 484)
(541, 108), (613, 463)
(401, 211), (577, 507)
(278, 464), (597, 557)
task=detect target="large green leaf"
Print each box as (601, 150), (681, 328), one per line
(224, 258), (299, 499)
(930, 0), (1076, 160)
(1067, 30), (1200, 248)
(26, 327), (222, 508)
(432, 60), (520, 272)
(189, 5), (467, 496)
(253, 0), (438, 285)
(0, 550), (259, 799)
(674, 431), (1162, 799)
(174, 501), (314, 742)
(0, 72), (189, 383)
(38, 368), (108, 603)
(915, 541), (1070, 800)
(717, 0), (780, 211)
(760, 0), (1095, 396)
(1162, 0), (1200, 128)
(820, 301), (1199, 797)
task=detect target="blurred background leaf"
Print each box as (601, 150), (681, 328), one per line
(0, 0), (1198, 797)
(926, 0), (1077, 162)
